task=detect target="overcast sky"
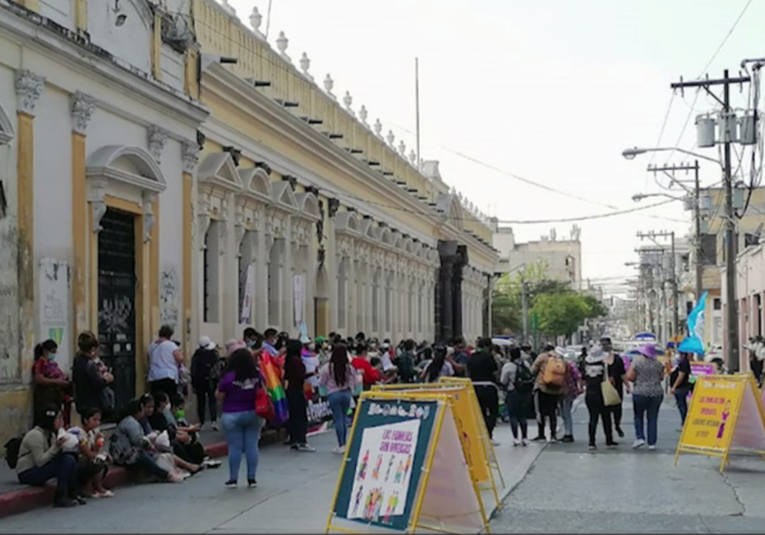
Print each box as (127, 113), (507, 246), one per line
(226, 0), (762, 294)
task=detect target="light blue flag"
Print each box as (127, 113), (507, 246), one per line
(678, 292), (709, 356)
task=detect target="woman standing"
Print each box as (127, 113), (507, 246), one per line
(500, 347), (534, 446)
(72, 331), (114, 418)
(319, 344), (359, 454)
(627, 344), (665, 450)
(670, 352), (693, 425)
(602, 338), (629, 438)
(216, 348), (263, 488)
(582, 346), (616, 450)
(285, 339), (316, 452)
(420, 346), (454, 383)
(32, 340), (72, 427)
(191, 336), (220, 431)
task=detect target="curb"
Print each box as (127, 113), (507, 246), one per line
(0, 428), (285, 520)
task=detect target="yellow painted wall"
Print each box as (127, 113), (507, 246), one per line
(0, 390), (32, 455)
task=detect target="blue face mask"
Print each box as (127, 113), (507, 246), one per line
(47, 353), (56, 361)
(247, 340), (256, 348)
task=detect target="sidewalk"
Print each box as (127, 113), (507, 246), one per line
(0, 426), (282, 520)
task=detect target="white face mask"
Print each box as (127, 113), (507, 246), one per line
(308, 343), (316, 351)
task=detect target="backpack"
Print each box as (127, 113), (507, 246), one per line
(208, 358), (227, 389)
(542, 355), (566, 387)
(4, 437), (23, 469)
(514, 362), (534, 392)
(397, 353), (415, 383)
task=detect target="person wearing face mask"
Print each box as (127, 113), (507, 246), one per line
(33, 340), (73, 427)
(243, 328), (262, 351)
(191, 336), (221, 431)
(72, 331), (114, 418)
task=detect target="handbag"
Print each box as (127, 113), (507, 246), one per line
(255, 383), (275, 421)
(601, 363), (621, 407)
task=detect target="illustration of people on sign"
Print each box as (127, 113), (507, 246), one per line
(717, 400), (732, 439)
(357, 450), (370, 481)
(383, 492), (396, 523)
(373, 490), (385, 522)
(394, 460), (405, 484)
(352, 486), (364, 516)
(384, 455), (395, 482)
(372, 454), (383, 480)
(403, 455), (412, 479)
(364, 490), (373, 520)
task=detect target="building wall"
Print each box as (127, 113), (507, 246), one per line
(0, 0), (207, 448)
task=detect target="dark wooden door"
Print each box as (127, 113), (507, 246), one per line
(97, 209), (137, 413)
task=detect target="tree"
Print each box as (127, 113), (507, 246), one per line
(531, 293), (589, 337)
(582, 294), (609, 319)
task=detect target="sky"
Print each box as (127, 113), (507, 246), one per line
(225, 0), (763, 295)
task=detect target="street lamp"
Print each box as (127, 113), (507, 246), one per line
(622, 146), (722, 167)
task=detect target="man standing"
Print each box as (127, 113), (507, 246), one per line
(262, 328), (279, 356)
(530, 346), (567, 443)
(467, 337), (500, 446)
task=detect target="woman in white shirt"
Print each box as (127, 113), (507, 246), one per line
(148, 325), (184, 399)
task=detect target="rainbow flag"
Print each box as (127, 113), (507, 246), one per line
(259, 352), (289, 425)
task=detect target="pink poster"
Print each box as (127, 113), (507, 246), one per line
(688, 362), (717, 400)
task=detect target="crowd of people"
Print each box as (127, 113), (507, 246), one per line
(10, 323), (698, 508)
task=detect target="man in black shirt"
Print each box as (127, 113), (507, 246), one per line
(467, 337), (500, 445)
(670, 352), (693, 425)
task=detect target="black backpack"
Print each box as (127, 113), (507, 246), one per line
(515, 362), (534, 392)
(4, 437), (23, 469)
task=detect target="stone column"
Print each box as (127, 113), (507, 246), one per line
(181, 140), (199, 353)
(71, 91), (95, 341)
(16, 69), (44, 377)
(452, 261), (463, 340)
(282, 218), (294, 331)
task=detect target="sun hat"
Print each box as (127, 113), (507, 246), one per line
(225, 339), (246, 356)
(199, 336), (216, 350)
(638, 343), (658, 359)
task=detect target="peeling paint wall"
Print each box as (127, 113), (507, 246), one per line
(160, 267), (179, 334)
(0, 389), (31, 454)
(0, 221), (20, 384)
(38, 258), (72, 371)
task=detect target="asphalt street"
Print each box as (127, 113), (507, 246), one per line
(490, 394), (765, 534)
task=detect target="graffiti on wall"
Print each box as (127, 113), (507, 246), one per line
(39, 258), (71, 371)
(0, 221), (19, 383)
(160, 268), (179, 332)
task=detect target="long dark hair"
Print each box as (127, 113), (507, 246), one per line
(286, 339), (302, 363)
(426, 346), (447, 382)
(226, 348), (258, 382)
(34, 403), (60, 432)
(331, 344), (349, 386)
(509, 347), (522, 362)
(34, 339), (57, 360)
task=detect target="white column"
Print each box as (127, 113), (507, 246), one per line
(306, 240), (317, 337)
(254, 220), (268, 330)
(281, 218), (294, 331)
(221, 196), (238, 341)
(348, 252), (356, 336)
(327, 221), (338, 332)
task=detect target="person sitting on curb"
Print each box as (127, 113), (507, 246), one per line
(67, 406), (114, 498)
(16, 404), (83, 508)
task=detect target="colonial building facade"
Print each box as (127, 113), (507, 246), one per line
(0, 0), (206, 441)
(191, 0), (498, 348)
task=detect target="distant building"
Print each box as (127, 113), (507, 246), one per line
(491, 223), (582, 289)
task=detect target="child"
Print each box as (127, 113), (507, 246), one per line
(68, 407), (113, 498)
(171, 395), (221, 469)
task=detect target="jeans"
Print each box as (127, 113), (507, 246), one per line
(328, 390), (352, 447)
(538, 391), (559, 439)
(474, 385), (499, 439)
(633, 394), (663, 445)
(18, 452), (77, 500)
(134, 452), (170, 480)
(195, 383), (218, 425)
(506, 389), (530, 439)
(286, 388), (308, 445)
(585, 391), (613, 446)
(674, 389), (690, 425)
(221, 410), (263, 482)
(560, 397), (574, 436)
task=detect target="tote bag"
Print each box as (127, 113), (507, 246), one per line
(601, 362), (621, 406)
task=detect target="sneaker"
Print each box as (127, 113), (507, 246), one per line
(224, 480), (237, 488)
(202, 459), (222, 469)
(74, 496), (87, 506)
(521, 438), (530, 447)
(212, 421), (219, 432)
(547, 437), (558, 444)
(332, 445), (346, 455)
(298, 443), (316, 452)
(588, 444), (597, 451)
(561, 435), (574, 443)
(607, 442), (619, 449)
(491, 439), (501, 447)
(648, 445), (656, 450)
(632, 439), (646, 449)
(531, 436), (546, 442)
(513, 438), (521, 447)
(247, 478), (257, 488)
(54, 498), (78, 508)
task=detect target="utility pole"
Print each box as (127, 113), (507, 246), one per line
(637, 233), (679, 338)
(671, 69), (749, 372)
(647, 161), (703, 303)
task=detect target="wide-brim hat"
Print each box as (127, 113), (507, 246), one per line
(638, 343), (658, 359)
(199, 336), (216, 350)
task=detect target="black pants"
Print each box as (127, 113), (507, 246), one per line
(506, 389), (531, 439)
(586, 391), (614, 446)
(474, 385), (499, 439)
(173, 440), (205, 465)
(195, 384), (218, 425)
(286, 388), (308, 445)
(608, 401), (623, 432)
(150, 378), (178, 400)
(752, 359), (764, 386)
(537, 391), (559, 439)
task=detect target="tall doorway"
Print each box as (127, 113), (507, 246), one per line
(97, 209), (137, 412)
(314, 267), (329, 336)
